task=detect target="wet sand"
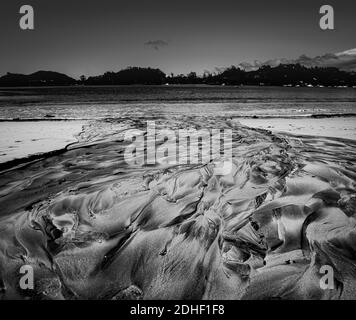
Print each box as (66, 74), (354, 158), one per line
(0, 117), (355, 300)
(239, 117), (356, 140)
(0, 121), (86, 164)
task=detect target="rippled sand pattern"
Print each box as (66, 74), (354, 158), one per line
(0, 117), (355, 300)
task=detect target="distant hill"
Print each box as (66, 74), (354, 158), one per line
(1, 64), (356, 87)
(168, 64), (356, 87)
(85, 67), (166, 85)
(0, 71), (76, 87)
(215, 64), (356, 86)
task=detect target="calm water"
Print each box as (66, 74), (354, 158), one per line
(0, 85), (356, 120)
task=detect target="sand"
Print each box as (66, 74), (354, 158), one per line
(0, 121), (86, 164)
(0, 117), (355, 300)
(1, 117), (354, 166)
(239, 116), (356, 140)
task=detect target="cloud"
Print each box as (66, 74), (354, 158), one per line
(144, 40), (169, 50)
(237, 48), (356, 72)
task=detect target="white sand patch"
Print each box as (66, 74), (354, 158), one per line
(239, 117), (356, 140)
(0, 121), (86, 163)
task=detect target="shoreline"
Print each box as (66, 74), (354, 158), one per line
(239, 116), (356, 141)
(0, 117), (355, 171)
(0, 120), (86, 165)
(0, 115), (355, 299)
(1, 83), (356, 88)
(1, 112), (356, 122)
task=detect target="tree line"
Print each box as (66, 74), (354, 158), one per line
(1, 64), (356, 87)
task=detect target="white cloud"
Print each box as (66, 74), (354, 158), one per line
(238, 48), (356, 72)
(144, 40), (169, 50)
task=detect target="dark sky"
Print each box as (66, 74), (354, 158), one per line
(0, 0), (355, 78)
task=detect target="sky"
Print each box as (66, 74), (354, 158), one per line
(0, 0), (355, 78)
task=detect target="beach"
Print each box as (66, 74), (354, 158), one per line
(2, 0), (356, 304)
(239, 116), (356, 140)
(1, 117), (355, 166)
(0, 86), (355, 300)
(0, 121), (86, 164)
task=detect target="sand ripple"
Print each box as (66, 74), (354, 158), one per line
(0, 117), (355, 299)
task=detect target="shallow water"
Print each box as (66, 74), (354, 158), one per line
(0, 115), (355, 300)
(1, 85), (356, 120)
